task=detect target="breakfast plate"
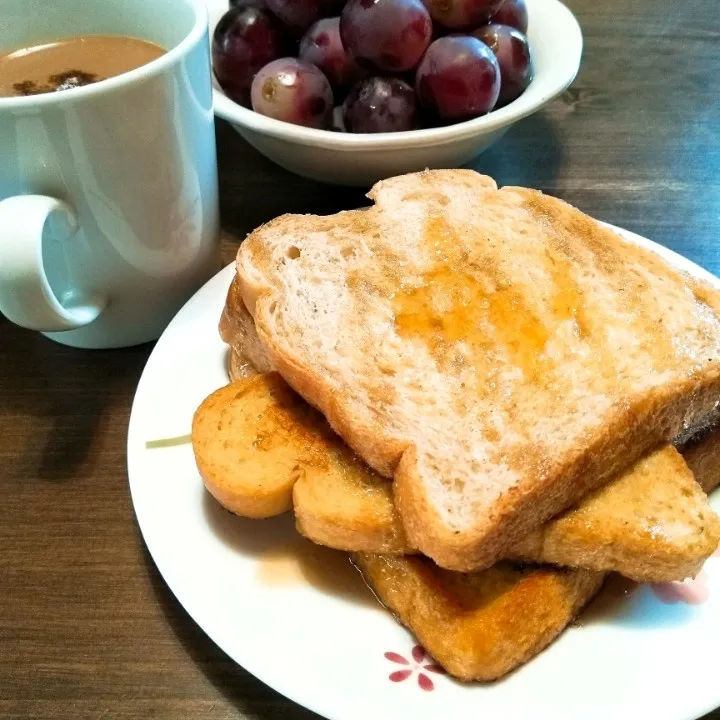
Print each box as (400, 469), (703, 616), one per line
(128, 223), (720, 720)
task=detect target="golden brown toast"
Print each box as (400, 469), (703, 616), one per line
(292, 449), (414, 554)
(293, 433), (720, 581)
(194, 369), (414, 550)
(207, 353), (720, 580)
(302, 440), (720, 581)
(218, 298), (720, 580)
(192, 374), (333, 519)
(508, 444), (720, 581)
(236, 169), (720, 571)
(353, 553), (605, 682)
(204, 298), (719, 682)
(193, 375), (607, 680)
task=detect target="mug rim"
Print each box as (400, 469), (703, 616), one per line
(0, 0), (208, 109)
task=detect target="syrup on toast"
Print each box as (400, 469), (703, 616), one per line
(236, 169), (720, 571)
(192, 374), (332, 518)
(352, 553), (605, 682)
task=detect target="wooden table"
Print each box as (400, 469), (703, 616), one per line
(2, 0), (719, 717)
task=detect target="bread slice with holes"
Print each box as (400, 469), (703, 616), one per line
(235, 168), (720, 571)
(221, 288), (720, 514)
(352, 553), (605, 682)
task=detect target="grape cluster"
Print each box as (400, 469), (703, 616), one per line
(213, 0), (532, 133)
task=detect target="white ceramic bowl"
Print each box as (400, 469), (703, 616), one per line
(208, 0), (582, 186)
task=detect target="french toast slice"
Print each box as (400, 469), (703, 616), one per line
(218, 295), (720, 581)
(507, 444), (720, 580)
(236, 169), (720, 571)
(292, 453), (414, 554)
(192, 372), (414, 554)
(352, 553), (605, 682)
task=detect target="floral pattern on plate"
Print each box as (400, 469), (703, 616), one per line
(385, 645), (445, 691)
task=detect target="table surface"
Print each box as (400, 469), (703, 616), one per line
(2, 0), (720, 717)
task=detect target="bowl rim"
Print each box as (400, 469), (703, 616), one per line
(210, 0), (583, 151)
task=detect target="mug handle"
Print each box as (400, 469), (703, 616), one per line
(0, 195), (106, 331)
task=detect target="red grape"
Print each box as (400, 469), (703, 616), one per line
(422, 0), (505, 29)
(266, 0), (321, 33)
(299, 17), (365, 91)
(416, 36), (500, 121)
(265, 0), (344, 32)
(319, 0), (347, 14)
(343, 76), (419, 132)
(251, 57), (333, 127)
(489, 0), (528, 33)
(340, 0), (433, 73)
(213, 7), (283, 107)
(472, 23), (533, 106)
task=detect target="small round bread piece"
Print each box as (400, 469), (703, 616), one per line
(192, 373), (333, 519)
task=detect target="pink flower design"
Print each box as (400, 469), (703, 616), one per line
(651, 570), (709, 605)
(384, 645), (445, 691)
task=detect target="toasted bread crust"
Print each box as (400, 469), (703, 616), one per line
(236, 169), (720, 571)
(293, 462), (413, 554)
(220, 277), (275, 374)
(192, 375), (336, 518)
(508, 444), (720, 581)
(353, 553), (605, 681)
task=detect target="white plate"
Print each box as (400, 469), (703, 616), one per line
(128, 223), (720, 720)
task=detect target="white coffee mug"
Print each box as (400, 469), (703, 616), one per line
(0, 0), (221, 348)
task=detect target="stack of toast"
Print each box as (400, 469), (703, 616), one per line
(191, 170), (720, 682)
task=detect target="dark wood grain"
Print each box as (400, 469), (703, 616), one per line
(2, 0), (719, 717)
